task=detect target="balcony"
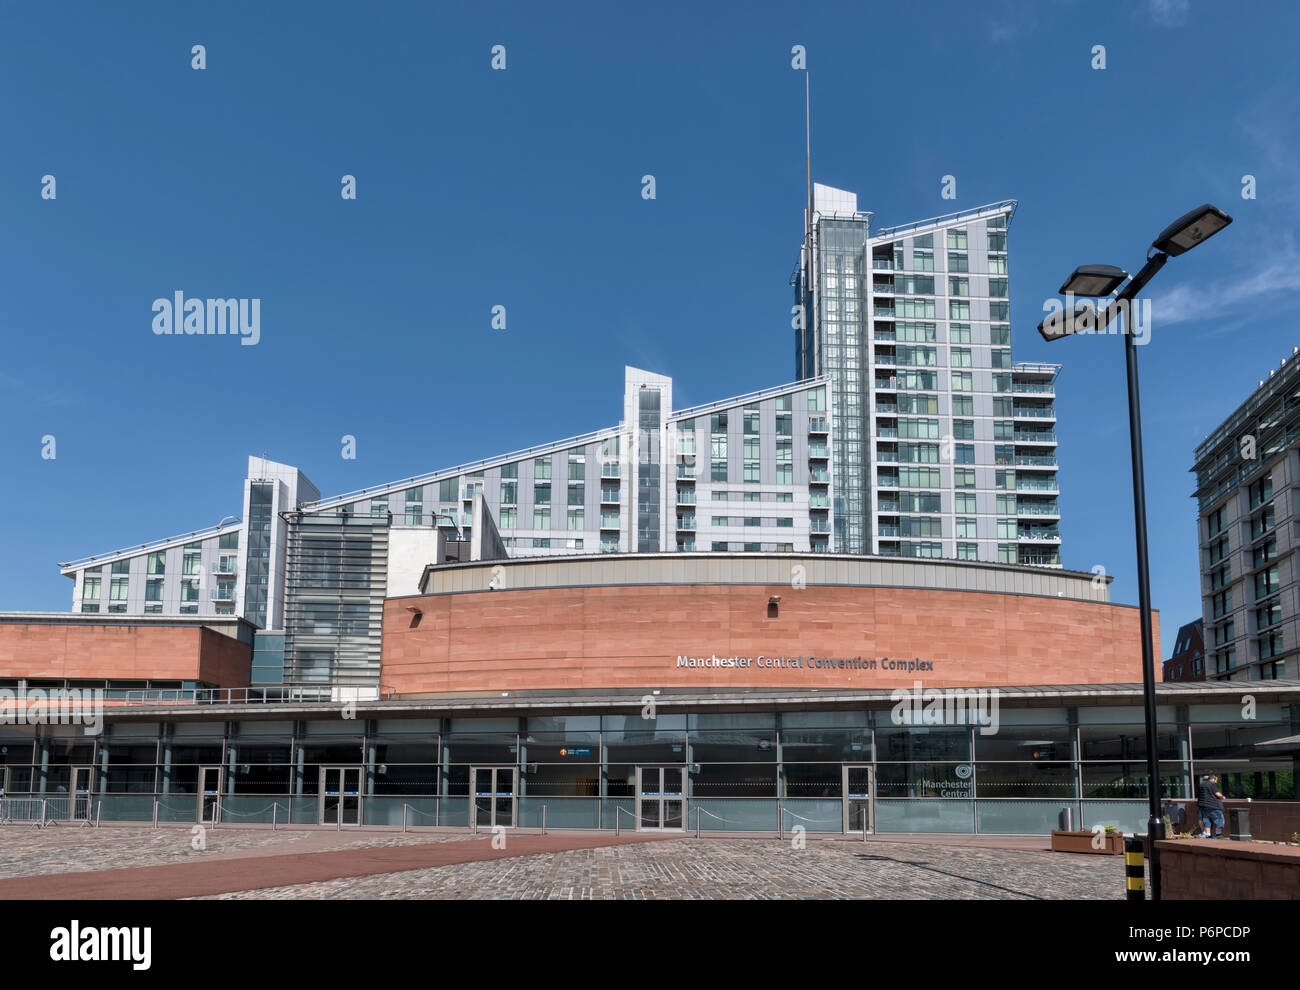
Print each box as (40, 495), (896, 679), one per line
(877, 499), (899, 513)
(1017, 479), (1059, 492)
(809, 468), (830, 483)
(871, 260), (894, 270)
(810, 521), (831, 533)
(808, 417), (829, 434)
(1018, 529), (1061, 542)
(210, 586), (236, 602)
(877, 475), (899, 489)
(677, 516), (697, 531)
(1014, 431), (1057, 444)
(212, 558), (238, 576)
(1014, 455), (1058, 468)
(675, 490), (696, 505)
(873, 307), (896, 318)
(873, 330), (896, 342)
(1012, 382), (1055, 394)
(1016, 502), (1060, 516)
(876, 451), (899, 463)
(809, 496), (830, 509)
(872, 283), (895, 295)
(809, 444), (829, 459)
(875, 378), (898, 390)
(599, 516), (620, 530)
(1013, 406), (1056, 419)
(601, 487), (621, 504)
(876, 427), (898, 438)
(1019, 553), (1062, 567)
(877, 524), (900, 537)
(874, 355), (897, 367)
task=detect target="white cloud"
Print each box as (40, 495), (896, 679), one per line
(1149, 247), (1300, 328)
(1148, 0), (1190, 27)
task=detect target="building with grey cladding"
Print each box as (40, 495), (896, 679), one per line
(57, 186), (1064, 693)
(1192, 347), (1300, 681)
(59, 367), (833, 690)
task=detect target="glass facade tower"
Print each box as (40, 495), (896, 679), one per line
(796, 184), (1061, 565)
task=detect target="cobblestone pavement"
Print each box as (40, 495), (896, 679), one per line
(0, 826), (475, 879)
(201, 836), (1126, 900)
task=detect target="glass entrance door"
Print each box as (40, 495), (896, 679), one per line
(320, 767), (361, 826)
(471, 766), (515, 828)
(197, 766), (222, 824)
(70, 766), (92, 821)
(636, 767), (685, 830)
(843, 765), (873, 833)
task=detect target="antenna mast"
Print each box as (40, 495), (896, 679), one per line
(804, 71), (816, 377)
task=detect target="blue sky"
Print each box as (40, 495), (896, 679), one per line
(1, 0), (1296, 657)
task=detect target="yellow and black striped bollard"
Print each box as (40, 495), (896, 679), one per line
(1124, 835), (1145, 900)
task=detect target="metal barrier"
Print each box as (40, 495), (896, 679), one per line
(0, 795), (93, 827)
(0, 797), (49, 826)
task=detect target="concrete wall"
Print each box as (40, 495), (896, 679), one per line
(387, 528), (440, 598)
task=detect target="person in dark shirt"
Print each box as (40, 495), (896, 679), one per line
(1196, 774), (1225, 838)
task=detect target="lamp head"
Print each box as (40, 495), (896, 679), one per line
(1037, 301), (1098, 342)
(1151, 204), (1233, 257)
(1059, 264), (1128, 297)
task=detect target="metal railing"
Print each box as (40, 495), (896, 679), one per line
(1012, 361), (1062, 377)
(122, 685), (397, 706)
(669, 375), (831, 423)
(302, 426), (626, 515)
(872, 200), (1018, 240)
(59, 521), (243, 572)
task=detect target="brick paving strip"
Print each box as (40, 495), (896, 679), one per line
(0, 832), (672, 900)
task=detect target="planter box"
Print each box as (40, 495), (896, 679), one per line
(1051, 829), (1124, 855)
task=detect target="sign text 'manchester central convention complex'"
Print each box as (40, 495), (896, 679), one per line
(0, 186), (1294, 835)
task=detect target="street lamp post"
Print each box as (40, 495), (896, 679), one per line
(1037, 204), (1232, 901)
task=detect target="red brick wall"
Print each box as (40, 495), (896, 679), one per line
(197, 627), (251, 688)
(382, 584), (1154, 695)
(0, 622), (249, 687)
(1159, 839), (1300, 899)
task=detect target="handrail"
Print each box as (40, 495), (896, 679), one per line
(304, 376), (834, 515)
(667, 375), (832, 422)
(872, 200), (1018, 240)
(302, 425), (626, 514)
(58, 520), (244, 571)
(122, 684), (398, 706)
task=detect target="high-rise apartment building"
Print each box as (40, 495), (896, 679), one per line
(794, 184), (1061, 565)
(56, 184), (1064, 691)
(1192, 348), (1300, 680)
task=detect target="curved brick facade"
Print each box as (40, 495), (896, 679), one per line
(382, 583), (1153, 696)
